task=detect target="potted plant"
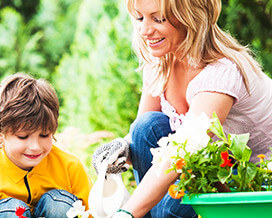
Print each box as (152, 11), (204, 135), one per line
(151, 112), (272, 218)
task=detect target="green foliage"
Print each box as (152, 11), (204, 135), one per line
(0, 0), (271, 135)
(33, 0), (82, 80)
(0, 0), (40, 22)
(0, 0), (81, 82)
(175, 114), (272, 198)
(0, 0), (271, 190)
(0, 7), (46, 79)
(54, 0), (141, 135)
(230, 133), (251, 161)
(220, 0), (272, 76)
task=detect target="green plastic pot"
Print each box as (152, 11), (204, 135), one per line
(182, 191), (272, 218)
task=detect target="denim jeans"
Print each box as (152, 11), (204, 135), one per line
(130, 111), (197, 218)
(0, 189), (78, 218)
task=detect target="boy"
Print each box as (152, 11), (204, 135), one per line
(0, 73), (92, 217)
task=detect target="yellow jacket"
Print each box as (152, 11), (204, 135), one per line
(0, 145), (92, 212)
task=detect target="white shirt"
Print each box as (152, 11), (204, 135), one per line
(161, 58), (272, 162)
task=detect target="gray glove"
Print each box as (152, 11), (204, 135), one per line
(92, 137), (130, 174)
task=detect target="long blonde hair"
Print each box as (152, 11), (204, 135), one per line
(126, 0), (262, 96)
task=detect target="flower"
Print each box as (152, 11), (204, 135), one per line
(168, 184), (185, 199)
(268, 162), (272, 171)
(220, 151), (233, 167)
(66, 200), (89, 218)
(151, 112), (272, 199)
(257, 154), (266, 163)
(151, 112), (213, 176)
(15, 206), (27, 218)
(171, 112), (213, 154)
(151, 138), (179, 176)
(175, 158), (186, 173)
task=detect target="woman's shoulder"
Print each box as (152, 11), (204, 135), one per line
(187, 57), (245, 104)
(205, 57), (238, 73)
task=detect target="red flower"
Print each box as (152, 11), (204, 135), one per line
(220, 151), (233, 167)
(15, 206), (27, 218)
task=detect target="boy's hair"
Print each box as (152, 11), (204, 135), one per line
(0, 73), (59, 134)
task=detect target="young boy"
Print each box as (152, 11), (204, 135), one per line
(0, 73), (92, 217)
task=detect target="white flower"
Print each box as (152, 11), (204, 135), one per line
(157, 135), (170, 147)
(267, 162), (272, 171)
(151, 141), (178, 176)
(172, 112), (213, 154)
(151, 112), (214, 176)
(66, 200), (90, 218)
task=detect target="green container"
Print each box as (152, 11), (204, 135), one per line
(182, 191), (272, 218)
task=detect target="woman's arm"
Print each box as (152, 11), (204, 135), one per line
(118, 92), (234, 217)
(125, 84), (161, 164)
(125, 82), (161, 145)
(120, 162), (179, 217)
(189, 91), (234, 123)
(137, 84), (161, 117)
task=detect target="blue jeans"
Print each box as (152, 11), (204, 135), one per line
(0, 189), (78, 217)
(130, 111), (197, 218)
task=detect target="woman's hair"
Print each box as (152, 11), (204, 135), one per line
(126, 0), (263, 96)
(0, 73), (59, 134)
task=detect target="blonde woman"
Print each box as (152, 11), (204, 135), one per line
(93, 0), (272, 217)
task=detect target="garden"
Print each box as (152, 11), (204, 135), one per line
(0, 0), (272, 199)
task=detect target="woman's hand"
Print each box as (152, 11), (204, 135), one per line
(92, 138), (130, 174)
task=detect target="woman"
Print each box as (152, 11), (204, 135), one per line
(93, 0), (272, 217)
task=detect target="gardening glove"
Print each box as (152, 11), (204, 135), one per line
(92, 137), (130, 174)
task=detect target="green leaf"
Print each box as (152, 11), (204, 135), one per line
(242, 146), (252, 162)
(218, 168), (232, 184)
(230, 133), (250, 160)
(245, 162), (258, 184)
(231, 174), (240, 184)
(210, 112), (227, 141)
(198, 156), (210, 165)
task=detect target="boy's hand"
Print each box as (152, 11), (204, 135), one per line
(92, 138), (130, 174)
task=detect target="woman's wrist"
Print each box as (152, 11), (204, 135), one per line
(124, 134), (131, 145)
(112, 209), (134, 218)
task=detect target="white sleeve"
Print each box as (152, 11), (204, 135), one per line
(186, 58), (246, 105)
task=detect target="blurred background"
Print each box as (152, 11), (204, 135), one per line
(0, 0), (271, 193)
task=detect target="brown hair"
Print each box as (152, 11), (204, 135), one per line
(0, 73), (59, 134)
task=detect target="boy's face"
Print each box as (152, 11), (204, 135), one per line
(1, 129), (53, 171)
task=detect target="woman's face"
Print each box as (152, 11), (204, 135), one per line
(133, 0), (186, 57)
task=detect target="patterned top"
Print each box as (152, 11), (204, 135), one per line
(160, 58), (272, 162)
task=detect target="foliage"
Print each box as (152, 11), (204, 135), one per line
(0, 0), (81, 82)
(0, 0), (271, 135)
(220, 0), (272, 77)
(152, 113), (272, 199)
(0, 0), (40, 22)
(54, 0), (141, 135)
(0, 0), (271, 191)
(33, 0), (82, 81)
(0, 7), (46, 79)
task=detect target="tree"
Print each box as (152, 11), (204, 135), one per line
(54, 0), (141, 135)
(220, 0), (272, 76)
